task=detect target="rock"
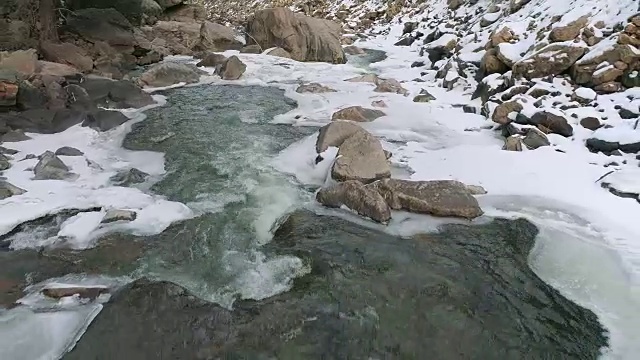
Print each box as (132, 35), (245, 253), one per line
(619, 108), (639, 119)
(245, 8), (346, 64)
(503, 136), (524, 151)
(594, 81), (624, 93)
(403, 22), (418, 35)
(33, 151), (72, 180)
(344, 75), (411, 95)
(266, 47), (292, 59)
(413, 89), (436, 103)
(66, 0), (162, 25)
(4, 109), (90, 134)
(549, 15), (589, 42)
(0, 49), (38, 76)
(580, 117), (602, 130)
(82, 109), (130, 131)
(1, 129), (31, 142)
(0, 180), (26, 200)
(138, 62), (204, 87)
(102, 209), (137, 223)
(0, 75), (18, 107)
(64, 8), (136, 47)
(331, 129), (391, 183)
(37, 61), (81, 77)
(480, 48), (509, 77)
(490, 27), (516, 47)
(40, 42), (93, 73)
(369, 179), (484, 219)
(79, 76), (155, 109)
(331, 106), (386, 122)
(161, 3), (206, 22)
(55, 146), (84, 156)
(42, 286), (109, 300)
(447, 0), (464, 10)
(316, 181), (391, 223)
(522, 128), (550, 149)
(0, 153), (10, 170)
(622, 69), (640, 88)
(195, 53), (227, 68)
(531, 112), (574, 137)
(492, 101), (523, 125)
(296, 83), (336, 93)
(0, 20), (35, 51)
(110, 168), (149, 186)
(394, 36), (416, 46)
(585, 138), (621, 154)
(0, 146), (18, 155)
(316, 121), (363, 153)
(240, 45), (262, 54)
(425, 46), (451, 64)
(371, 100), (387, 108)
(156, 0), (184, 10)
(513, 44), (586, 80)
(65, 84), (94, 111)
(572, 45), (640, 84)
(193, 21), (244, 52)
(142, 21), (198, 55)
(344, 46), (365, 55)
(592, 66), (624, 85)
(16, 80), (48, 110)
(215, 56), (246, 80)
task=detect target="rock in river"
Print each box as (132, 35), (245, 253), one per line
(138, 62), (205, 87)
(33, 151), (73, 180)
(316, 180), (391, 223)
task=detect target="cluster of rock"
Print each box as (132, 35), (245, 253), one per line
(314, 121), (484, 223)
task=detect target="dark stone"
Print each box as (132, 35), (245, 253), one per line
(16, 80), (47, 110)
(501, 123), (521, 137)
(586, 138), (619, 153)
(394, 36), (416, 46)
(65, 210), (607, 360)
(530, 112), (574, 137)
(411, 61), (425, 68)
(425, 46), (451, 64)
(4, 109), (90, 134)
(55, 146), (84, 156)
(619, 108), (639, 119)
(580, 117), (601, 131)
(63, 8), (136, 46)
(82, 109), (129, 131)
(65, 84), (95, 111)
(463, 105), (478, 114)
(110, 168), (149, 186)
(79, 77), (155, 109)
(514, 113), (532, 125)
(403, 22), (418, 35)
(66, 0), (161, 25)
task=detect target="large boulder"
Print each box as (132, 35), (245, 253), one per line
(64, 8), (136, 47)
(143, 21), (242, 55)
(513, 44), (586, 79)
(65, 0), (162, 26)
(33, 151), (74, 180)
(530, 112), (574, 137)
(549, 15), (590, 42)
(82, 109), (130, 131)
(79, 76), (155, 109)
(316, 181), (391, 223)
(156, 0), (184, 10)
(492, 101), (523, 125)
(196, 53), (228, 68)
(368, 179), (484, 219)
(193, 22), (243, 52)
(40, 42), (94, 73)
(571, 44), (640, 85)
(0, 49), (38, 76)
(331, 128), (391, 183)
(215, 56), (246, 80)
(161, 4), (206, 22)
(331, 106), (386, 122)
(245, 7), (346, 64)
(0, 20), (35, 51)
(37, 61), (81, 77)
(3, 109), (91, 134)
(138, 62), (204, 87)
(316, 120), (364, 153)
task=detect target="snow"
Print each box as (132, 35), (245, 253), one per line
(593, 126), (640, 144)
(575, 87), (597, 100)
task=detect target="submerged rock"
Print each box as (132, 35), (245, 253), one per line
(316, 181), (391, 223)
(138, 62), (204, 87)
(65, 211), (608, 360)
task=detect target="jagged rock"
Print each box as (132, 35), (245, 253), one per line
(513, 44), (586, 80)
(194, 21), (244, 52)
(0, 49), (38, 76)
(572, 44), (640, 84)
(139, 62), (204, 87)
(413, 89), (436, 102)
(110, 168), (149, 186)
(531, 112), (573, 137)
(215, 56), (246, 80)
(522, 128), (550, 149)
(0, 180), (26, 200)
(102, 209), (137, 223)
(492, 101), (523, 125)
(246, 8), (346, 64)
(266, 47), (292, 59)
(425, 46), (451, 64)
(42, 286), (108, 300)
(394, 36), (415, 46)
(503, 136), (524, 151)
(65, 84), (93, 111)
(0, 153), (10, 170)
(240, 45), (262, 54)
(549, 15), (590, 42)
(82, 110), (129, 131)
(79, 76), (155, 109)
(33, 151), (72, 180)
(40, 42), (93, 73)
(580, 117), (602, 130)
(331, 106), (386, 122)
(55, 147), (84, 157)
(316, 181), (391, 223)
(196, 53), (227, 68)
(369, 179), (484, 219)
(1, 129), (31, 142)
(344, 46), (365, 55)
(296, 83), (336, 93)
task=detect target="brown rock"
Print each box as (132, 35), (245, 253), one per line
(572, 44), (640, 84)
(490, 27), (516, 48)
(503, 136), (524, 151)
(246, 7), (346, 64)
(368, 179), (484, 219)
(513, 44), (586, 79)
(161, 3), (206, 22)
(332, 106), (386, 122)
(344, 45), (365, 55)
(374, 78), (408, 95)
(594, 81), (624, 93)
(531, 112), (573, 137)
(331, 129), (391, 183)
(196, 53), (227, 68)
(240, 45), (262, 54)
(296, 83), (336, 93)
(316, 120), (364, 153)
(580, 117), (601, 130)
(447, 0), (464, 10)
(193, 21), (244, 52)
(618, 33), (640, 47)
(37, 61), (81, 77)
(492, 101), (523, 125)
(481, 48), (510, 76)
(316, 181), (391, 223)
(216, 56), (246, 80)
(266, 47), (292, 59)
(42, 287), (109, 300)
(40, 42), (94, 73)
(592, 66), (624, 85)
(549, 15), (589, 42)
(371, 100), (387, 108)
(0, 49), (38, 76)
(0, 80), (18, 107)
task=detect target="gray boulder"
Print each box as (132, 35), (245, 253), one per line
(316, 180), (391, 223)
(64, 8), (136, 46)
(0, 153), (10, 170)
(102, 209), (137, 223)
(138, 62), (204, 87)
(79, 76), (155, 109)
(521, 128), (550, 149)
(369, 179), (484, 219)
(55, 146), (85, 157)
(110, 168), (149, 186)
(331, 128), (391, 183)
(196, 53), (227, 69)
(0, 180), (26, 200)
(82, 109), (130, 131)
(34, 151), (73, 180)
(316, 120), (364, 153)
(216, 56), (246, 80)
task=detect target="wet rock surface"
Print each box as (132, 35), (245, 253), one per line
(65, 210), (607, 360)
